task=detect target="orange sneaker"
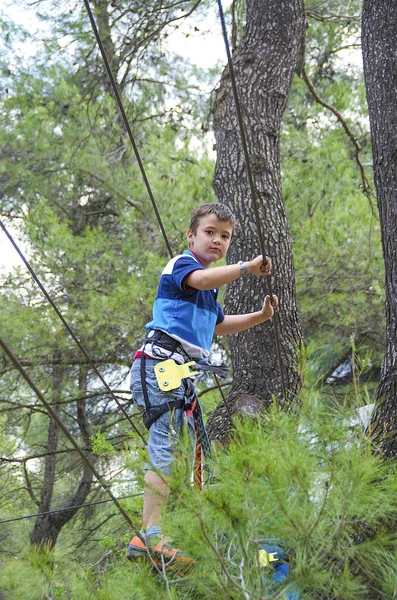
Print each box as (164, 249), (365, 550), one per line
(126, 535), (148, 560)
(126, 535), (195, 570)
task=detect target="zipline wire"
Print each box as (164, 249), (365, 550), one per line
(83, 0), (173, 260)
(0, 7), (287, 522)
(0, 220), (147, 447)
(0, 1), (244, 535)
(83, 0), (234, 422)
(0, 492), (143, 525)
(0, 335), (138, 532)
(216, 0), (287, 398)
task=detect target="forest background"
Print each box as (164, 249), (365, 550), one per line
(1, 0), (396, 599)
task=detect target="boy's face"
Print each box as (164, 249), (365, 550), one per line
(187, 214), (233, 267)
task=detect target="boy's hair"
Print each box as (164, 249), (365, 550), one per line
(189, 203), (236, 234)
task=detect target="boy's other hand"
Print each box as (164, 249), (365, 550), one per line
(261, 294), (278, 320)
(248, 255), (272, 276)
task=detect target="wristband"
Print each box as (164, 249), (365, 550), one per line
(238, 261), (248, 276)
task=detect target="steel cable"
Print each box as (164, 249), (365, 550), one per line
(0, 493), (143, 525)
(83, 0), (173, 259)
(0, 335), (138, 531)
(0, 220), (147, 446)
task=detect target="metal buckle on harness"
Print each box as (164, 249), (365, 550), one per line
(154, 359), (198, 391)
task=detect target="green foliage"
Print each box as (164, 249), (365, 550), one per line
(91, 431), (116, 455)
(281, 0), (384, 376)
(2, 389), (397, 599)
(283, 112), (383, 340)
(0, 0), (391, 593)
(164, 398), (397, 599)
(0, 0), (219, 562)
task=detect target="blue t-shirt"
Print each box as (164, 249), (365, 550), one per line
(146, 250), (225, 359)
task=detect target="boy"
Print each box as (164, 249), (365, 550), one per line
(127, 203), (278, 567)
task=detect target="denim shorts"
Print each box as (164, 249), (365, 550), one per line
(130, 358), (195, 475)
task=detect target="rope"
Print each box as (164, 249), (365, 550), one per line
(83, 0), (234, 431)
(214, 372), (233, 421)
(0, 336), (138, 532)
(0, 220), (147, 447)
(83, 0), (173, 259)
(215, 0), (287, 398)
(1, 8), (287, 523)
(0, 493), (143, 525)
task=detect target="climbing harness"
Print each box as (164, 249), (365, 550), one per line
(138, 330), (191, 429)
(141, 353), (214, 486)
(138, 329), (221, 484)
(140, 352), (187, 430)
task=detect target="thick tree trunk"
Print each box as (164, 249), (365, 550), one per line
(208, 0), (305, 442)
(362, 1), (397, 457)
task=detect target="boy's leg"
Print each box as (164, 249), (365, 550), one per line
(127, 464), (195, 570)
(142, 469), (170, 530)
(127, 466), (194, 565)
(127, 421), (196, 564)
(128, 358), (196, 565)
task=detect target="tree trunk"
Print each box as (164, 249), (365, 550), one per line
(30, 349), (64, 548)
(362, 0), (397, 457)
(92, 0), (120, 94)
(30, 360), (93, 549)
(208, 0), (305, 442)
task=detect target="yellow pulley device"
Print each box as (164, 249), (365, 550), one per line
(258, 548), (279, 568)
(154, 359), (198, 391)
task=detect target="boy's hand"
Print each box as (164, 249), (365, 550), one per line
(261, 294), (278, 320)
(247, 255), (272, 276)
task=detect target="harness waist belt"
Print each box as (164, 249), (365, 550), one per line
(145, 329), (192, 362)
(146, 330), (228, 378)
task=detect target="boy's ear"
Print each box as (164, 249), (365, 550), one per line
(186, 228), (194, 244)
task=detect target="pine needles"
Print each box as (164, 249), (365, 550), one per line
(2, 391), (397, 599)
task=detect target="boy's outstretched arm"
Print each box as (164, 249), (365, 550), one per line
(185, 255), (271, 291)
(214, 295), (279, 336)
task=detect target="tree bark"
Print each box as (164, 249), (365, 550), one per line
(208, 0), (305, 442)
(30, 348), (64, 548)
(362, 1), (397, 457)
(29, 359), (93, 549)
(92, 0), (120, 94)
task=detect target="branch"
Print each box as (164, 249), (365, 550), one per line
(197, 379), (232, 397)
(0, 447), (90, 465)
(306, 11), (360, 24)
(0, 399), (47, 415)
(2, 356), (129, 368)
(75, 514), (117, 549)
(23, 462), (39, 506)
(301, 66), (376, 216)
(85, 170), (142, 206)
